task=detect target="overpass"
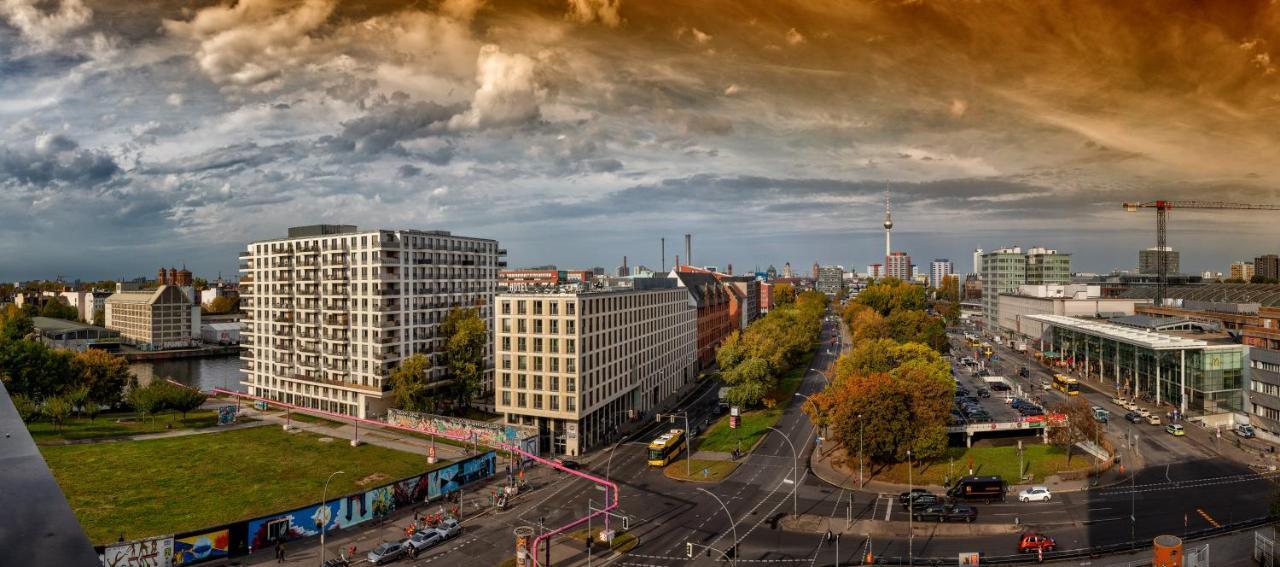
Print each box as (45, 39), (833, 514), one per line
(947, 413), (1067, 446)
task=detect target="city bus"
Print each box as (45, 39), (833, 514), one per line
(1052, 374), (1080, 396)
(647, 429), (687, 467)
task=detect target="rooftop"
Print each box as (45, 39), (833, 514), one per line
(1026, 314), (1239, 350)
(31, 317), (103, 333)
(1120, 283), (1280, 306)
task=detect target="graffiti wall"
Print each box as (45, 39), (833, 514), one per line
(387, 409), (539, 459)
(173, 530), (228, 566)
(99, 451), (498, 567)
(102, 536), (173, 567)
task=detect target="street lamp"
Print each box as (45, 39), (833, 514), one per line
(795, 392), (824, 438)
(857, 414), (864, 489)
(907, 450), (913, 566)
(604, 442), (623, 534)
(766, 426), (799, 516)
(696, 487), (739, 565)
(319, 470), (345, 566)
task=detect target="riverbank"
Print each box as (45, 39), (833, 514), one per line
(121, 344), (240, 362)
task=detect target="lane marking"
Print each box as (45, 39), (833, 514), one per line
(1196, 507), (1221, 528)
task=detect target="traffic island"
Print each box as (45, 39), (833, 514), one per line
(781, 513), (1023, 538)
(663, 458), (741, 482)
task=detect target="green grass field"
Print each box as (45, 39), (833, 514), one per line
(865, 444), (1095, 486)
(697, 362), (809, 453)
(27, 410), (221, 443)
(664, 459), (741, 482)
(42, 425), (442, 544)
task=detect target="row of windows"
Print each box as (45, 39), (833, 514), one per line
(500, 373), (576, 392)
(499, 391), (576, 412)
(500, 318), (576, 334)
(1253, 379), (1280, 398)
(255, 234), (496, 255)
(499, 354), (577, 372)
(1252, 359), (1280, 374)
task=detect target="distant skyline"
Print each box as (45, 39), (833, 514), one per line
(4, 1), (1280, 281)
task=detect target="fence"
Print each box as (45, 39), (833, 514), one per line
(96, 451), (498, 567)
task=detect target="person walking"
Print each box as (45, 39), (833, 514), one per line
(275, 541), (285, 563)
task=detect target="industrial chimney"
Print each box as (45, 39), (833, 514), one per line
(685, 234), (692, 267)
(661, 237), (666, 272)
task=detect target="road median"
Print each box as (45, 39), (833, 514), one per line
(781, 513), (1023, 538)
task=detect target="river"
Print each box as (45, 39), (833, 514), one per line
(129, 354), (245, 393)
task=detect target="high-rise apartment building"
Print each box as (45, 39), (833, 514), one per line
(1138, 246), (1179, 275)
(815, 265), (844, 296)
(972, 248), (983, 277)
(493, 279), (696, 455)
(239, 225), (504, 418)
(980, 246), (1070, 335)
(886, 252), (912, 280)
(1231, 261), (1255, 281)
(929, 259), (954, 289)
(1256, 254), (1280, 281)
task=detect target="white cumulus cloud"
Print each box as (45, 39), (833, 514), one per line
(448, 45), (545, 130)
(0, 0), (92, 49)
(566, 0), (622, 27)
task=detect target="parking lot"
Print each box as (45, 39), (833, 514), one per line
(950, 356), (1046, 426)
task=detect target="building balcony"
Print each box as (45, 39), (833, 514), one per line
(292, 373), (381, 393)
(323, 256), (347, 266)
(296, 344), (318, 354)
(322, 301), (349, 312)
(324, 315), (349, 327)
(497, 248), (508, 256)
(376, 335), (397, 344)
(297, 245), (319, 254)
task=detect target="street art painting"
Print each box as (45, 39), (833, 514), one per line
(102, 536), (173, 567)
(393, 473), (430, 506)
(388, 409), (539, 459)
(428, 451), (497, 500)
(173, 530), (228, 565)
(217, 405), (237, 425)
(246, 486), (396, 551)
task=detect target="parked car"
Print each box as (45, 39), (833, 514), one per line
(405, 530), (445, 552)
(1136, 408), (1152, 418)
(1017, 486), (1052, 502)
(948, 475), (1007, 503)
(977, 388), (991, 398)
(1019, 366), (1030, 378)
(554, 458), (582, 470)
(1112, 396), (1127, 406)
(368, 541), (408, 565)
(990, 383), (1012, 392)
(1237, 424), (1257, 438)
(1125, 412), (1143, 424)
(905, 494), (944, 511)
(913, 504), (977, 523)
(1166, 424), (1186, 436)
(435, 518), (461, 539)
(1017, 532), (1056, 553)
(1146, 414), (1162, 426)
(898, 488), (929, 504)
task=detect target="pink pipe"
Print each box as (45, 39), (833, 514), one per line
(209, 388), (619, 565)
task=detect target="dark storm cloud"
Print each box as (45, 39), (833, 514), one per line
(0, 134), (120, 186)
(142, 142), (294, 175)
(322, 101), (462, 157)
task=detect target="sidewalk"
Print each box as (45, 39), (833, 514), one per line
(234, 405), (471, 461)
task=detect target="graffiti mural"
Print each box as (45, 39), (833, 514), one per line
(428, 451), (497, 500)
(103, 536), (173, 567)
(393, 473), (430, 506)
(387, 410), (539, 458)
(173, 530), (228, 565)
(246, 486), (396, 551)
(217, 405), (237, 425)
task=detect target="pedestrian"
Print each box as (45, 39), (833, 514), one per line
(275, 541), (285, 563)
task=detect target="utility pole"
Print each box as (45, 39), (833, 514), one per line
(907, 449), (914, 566)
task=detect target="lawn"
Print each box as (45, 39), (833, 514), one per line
(664, 459), (741, 482)
(27, 410), (221, 443)
(697, 362), (810, 453)
(42, 425), (443, 544)
(280, 411), (345, 428)
(864, 444), (1097, 486)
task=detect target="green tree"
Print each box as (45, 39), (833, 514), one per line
(723, 357), (773, 408)
(44, 395), (73, 432)
(773, 283), (796, 306)
(67, 384), (90, 419)
(39, 299), (80, 321)
(389, 353), (436, 413)
(11, 393), (38, 423)
(92, 308), (105, 327)
(166, 384), (208, 419)
(72, 349), (132, 418)
(442, 308), (487, 410)
(206, 295), (240, 314)
(0, 340), (76, 402)
(128, 382), (164, 422)
(0, 304), (34, 342)
(715, 331), (747, 371)
(1049, 397), (1104, 465)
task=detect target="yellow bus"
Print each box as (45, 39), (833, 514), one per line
(967, 337), (982, 348)
(647, 429), (687, 467)
(1053, 374), (1080, 396)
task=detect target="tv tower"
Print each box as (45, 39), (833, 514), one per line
(883, 185), (894, 258)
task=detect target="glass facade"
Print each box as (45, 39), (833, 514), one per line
(1046, 326), (1243, 415)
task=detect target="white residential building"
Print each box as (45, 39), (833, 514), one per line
(929, 259), (954, 289)
(494, 278), (697, 456)
(239, 225), (505, 419)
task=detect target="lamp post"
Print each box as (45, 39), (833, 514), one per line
(795, 392), (824, 439)
(907, 449), (913, 566)
(858, 414), (864, 489)
(603, 441), (623, 533)
(319, 470), (345, 566)
(697, 488), (739, 566)
(766, 426), (799, 516)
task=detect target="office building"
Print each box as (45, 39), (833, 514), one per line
(499, 269), (593, 291)
(239, 225), (505, 419)
(815, 265), (845, 296)
(995, 284), (1145, 339)
(886, 252), (912, 281)
(105, 286), (198, 349)
(867, 264), (883, 279)
(493, 279), (697, 455)
(972, 248), (983, 277)
(1256, 255), (1280, 281)
(1232, 261), (1255, 281)
(1138, 246), (1179, 275)
(981, 246), (1071, 337)
(929, 259), (954, 289)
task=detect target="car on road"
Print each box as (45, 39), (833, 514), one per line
(990, 382), (1011, 392)
(898, 488), (929, 504)
(1136, 408), (1151, 418)
(1237, 424), (1257, 438)
(1112, 396), (1127, 406)
(1017, 486), (1052, 502)
(1146, 414), (1162, 425)
(904, 494), (944, 511)
(554, 458), (582, 470)
(913, 504), (977, 523)
(1122, 401), (1139, 412)
(1124, 411), (1143, 424)
(435, 518), (462, 539)
(1017, 532), (1056, 553)
(1166, 424), (1186, 436)
(977, 388), (991, 398)
(368, 541), (408, 565)
(1019, 366), (1029, 378)
(405, 530), (445, 553)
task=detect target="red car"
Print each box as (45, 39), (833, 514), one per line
(1017, 532), (1056, 553)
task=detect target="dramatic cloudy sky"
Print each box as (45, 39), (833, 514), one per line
(4, 0), (1280, 280)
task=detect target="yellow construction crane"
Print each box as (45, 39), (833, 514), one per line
(1123, 200), (1280, 304)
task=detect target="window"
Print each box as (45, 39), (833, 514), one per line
(517, 393), (527, 407)
(534, 376), (543, 390)
(567, 320), (576, 334)
(533, 301), (543, 315)
(550, 338), (559, 353)
(517, 337), (527, 352)
(517, 301), (527, 315)
(518, 374), (527, 389)
(534, 320), (543, 334)
(501, 391), (511, 406)
(550, 320), (559, 334)
(567, 358), (576, 373)
(501, 301), (511, 315)
(550, 396), (559, 411)
(566, 377), (576, 393)
(566, 339), (576, 354)
(534, 338), (543, 352)
(550, 357), (560, 372)
(501, 354), (511, 369)
(501, 337), (511, 351)
(501, 373), (511, 388)
(501, 319), (511, 333)
(550, 302), (559, 315)
(566, 396), (576, 411)
(533, 394), (543, 409)
(533, 357), (543, 371)
(567, 303), (576, 315)
(550, 376), (559, 390)
(517, 319), (527, 333)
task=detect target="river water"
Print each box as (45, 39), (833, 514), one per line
(129, 354), (245, 393)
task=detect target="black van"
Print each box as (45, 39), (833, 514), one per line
(947, 475), (1006, 503)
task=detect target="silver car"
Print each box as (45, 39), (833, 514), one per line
(406, 530), (444, 552)
(367, 541), (407, 565)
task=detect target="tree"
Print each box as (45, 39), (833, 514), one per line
(855, 279), (927, 316)
(39, 299), (80, 321)
(723, 357), (773, 408)
(1048, 397), (1104, 465)
(92, 308), (105, 327)
(0, 304), (33, 342)
(773, 283), (796, 306)
(166, 384), (208, 419)
(11, 393), (38, 423)
(72, 349), (132, 418)
(206, 295), (240, 314)
(44, 396), (73, 432)
(0, 340), (76, 403)
(389, 353), (436, 413)
(442, 308), (487, 409)
(715, 331), (747, 371)
(67, 384), (90, 419)
(128, 382), (163, 422)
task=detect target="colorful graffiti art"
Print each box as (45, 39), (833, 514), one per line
(246, 486), (397, 551)
(217, 405), (237, 425)
(102, 536), (174, 567)
(428, 451), (497, 500)
(173, 530), (228, 565)
(387, 410), (538, 454)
